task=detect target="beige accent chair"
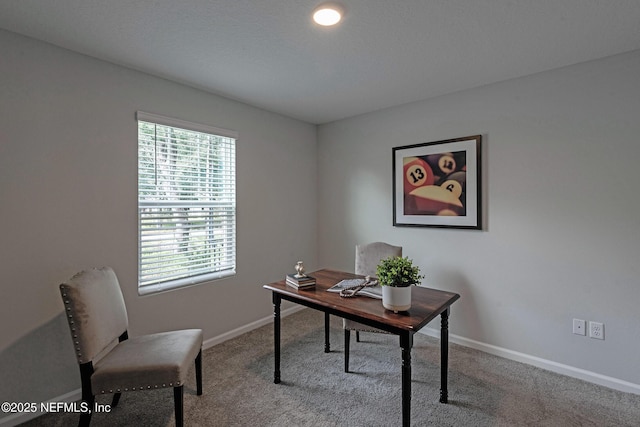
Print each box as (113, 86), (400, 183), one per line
(59, 267), (203, 427)
(343, 242), (402, 372)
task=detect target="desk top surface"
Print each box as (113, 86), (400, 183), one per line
(263, 269), (460, 333)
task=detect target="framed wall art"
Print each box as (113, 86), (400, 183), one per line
(393, 135), (482, 229)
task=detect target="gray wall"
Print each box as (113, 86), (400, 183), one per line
(317, 49), (640, 387)
(0, 29), (317, 415)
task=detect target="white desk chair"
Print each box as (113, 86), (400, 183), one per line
(343, 242), (402, 372)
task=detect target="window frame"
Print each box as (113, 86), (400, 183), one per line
(136, 111), (237, 295)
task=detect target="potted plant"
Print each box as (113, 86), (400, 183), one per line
(376, 256), (424, 312)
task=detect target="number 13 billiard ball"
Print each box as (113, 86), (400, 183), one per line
(403, 157), (434, 194)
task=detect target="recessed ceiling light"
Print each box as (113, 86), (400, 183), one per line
(313, 3), (343, 26)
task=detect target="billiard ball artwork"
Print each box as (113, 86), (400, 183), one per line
(403, 151), (467, 216)
(393, 135), (481, 229)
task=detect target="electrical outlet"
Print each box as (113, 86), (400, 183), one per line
(589, 321), (604, 340)
(572, 318), (586, 336)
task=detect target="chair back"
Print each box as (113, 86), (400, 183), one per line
(59, 267), (129, 364)
(355, 242), (402, 276)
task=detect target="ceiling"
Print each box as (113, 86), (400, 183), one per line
(2, 1), (640, 124)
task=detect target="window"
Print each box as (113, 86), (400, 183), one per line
(137, 111), (237, 294)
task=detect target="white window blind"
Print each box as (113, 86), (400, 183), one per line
(137, 111), (237, 294)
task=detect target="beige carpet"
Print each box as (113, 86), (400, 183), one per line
(22, 309), (640, 426)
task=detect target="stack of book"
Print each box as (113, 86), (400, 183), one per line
(285, 274), (316, 289)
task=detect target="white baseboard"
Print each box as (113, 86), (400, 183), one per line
(202, 305), (305, 349)
(419, 326), (640, 395)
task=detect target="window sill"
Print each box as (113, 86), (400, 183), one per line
(138, 269), (236, 296)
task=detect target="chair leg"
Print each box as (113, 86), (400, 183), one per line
(79, 362), (94, 427)
(195, 349), (203, 395)
(110, 332), (124, 409)
(110, 393), (121, 408)
(174, 386), (184, 427)
(78, 405), (92, 427)
(78, 395), (93, 427)
(356, 331), (360, 342)
(344, 329), (351, 373)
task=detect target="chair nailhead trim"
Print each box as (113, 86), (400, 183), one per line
(62, 287), (83, 361)
(101, 383), (177, 394)
(92, 352), (191, 399)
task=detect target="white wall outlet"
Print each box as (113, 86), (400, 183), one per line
(572, 318), (586, 335)
(589, 321), (604, 340)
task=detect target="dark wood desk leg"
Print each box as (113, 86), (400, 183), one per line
(324, 312), (331, 353)
(344, 329), (350, 373)
(400, 332), (413, 427)
(272, 292), (281, 384)
(440, 307), (450, 403)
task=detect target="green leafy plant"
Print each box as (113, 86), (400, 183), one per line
(376, 256), (424, 287)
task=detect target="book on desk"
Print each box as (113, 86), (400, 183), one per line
(285, 274), (316, 289)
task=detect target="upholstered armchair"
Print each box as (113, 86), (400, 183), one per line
(59, 267), (203, 427)
(343, 242), (402, 372)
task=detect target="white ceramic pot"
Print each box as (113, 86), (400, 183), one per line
(382, 286), (412, 312)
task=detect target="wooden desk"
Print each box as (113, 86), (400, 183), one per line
(263, 269), (460, 427)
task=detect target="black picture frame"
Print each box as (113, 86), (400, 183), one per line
(393, 135), (482, 229)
